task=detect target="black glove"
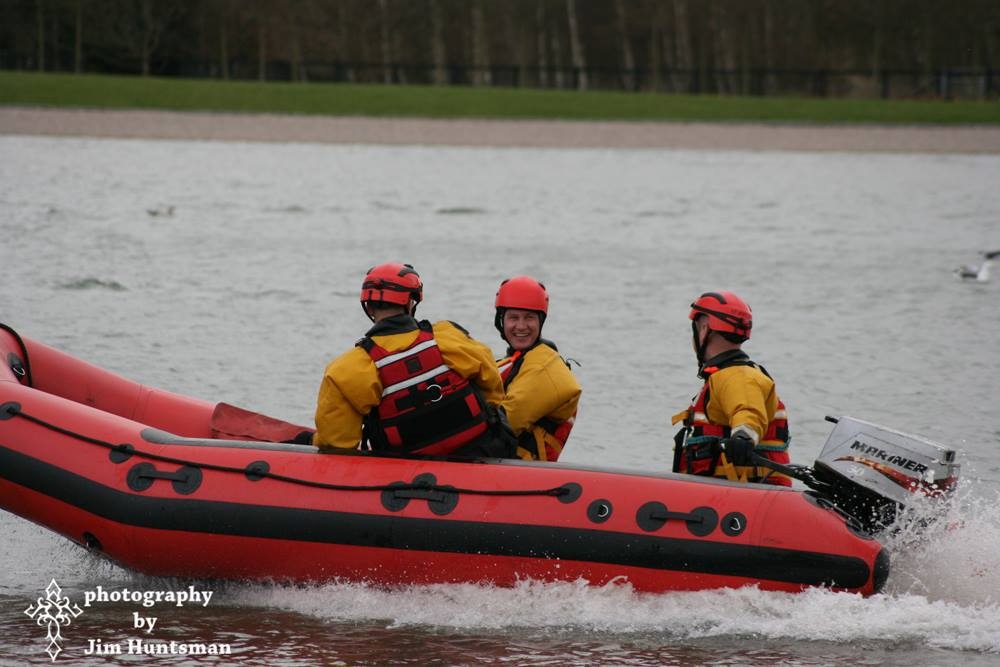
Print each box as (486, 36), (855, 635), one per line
(721, 431), (755, 467)
(496, 406), (517, 436)
(489, 406), (519, 457)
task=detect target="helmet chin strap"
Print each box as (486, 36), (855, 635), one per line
(693, 320), (710, 371)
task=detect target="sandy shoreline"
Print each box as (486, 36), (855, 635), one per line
(2, 106), (1000, 153)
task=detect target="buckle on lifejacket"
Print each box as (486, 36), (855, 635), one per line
(685, 440), (720, 477)
(686, 441), (718, 461)
(394, 384), (444, 411)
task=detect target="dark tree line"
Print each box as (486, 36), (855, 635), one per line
(3, 0), (1000, 97)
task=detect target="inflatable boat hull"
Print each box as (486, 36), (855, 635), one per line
(0, 327), (888, 595)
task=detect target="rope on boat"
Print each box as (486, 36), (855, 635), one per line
(0, 402), (573, 500)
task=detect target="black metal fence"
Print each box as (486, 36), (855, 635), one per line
(3, 52), (997, 100)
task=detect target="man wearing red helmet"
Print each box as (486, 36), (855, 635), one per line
(671, 291), (792, 485)
(312, 263), (513, 458)
(494, 276), (581, 461)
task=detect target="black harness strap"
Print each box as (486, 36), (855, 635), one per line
(501, 339), (562, 390)
(678, 350), (762, 475)
(502, 352), (527, 390)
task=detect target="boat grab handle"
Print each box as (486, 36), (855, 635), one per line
(636, 501), (719, 537)
(126, 462), (203, 495)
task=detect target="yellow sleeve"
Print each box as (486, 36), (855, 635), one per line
(501, 346), (581, 435)
(706, 366), (773, 442)
(432, 321), (505, 406)
(312, 347), (382, 449)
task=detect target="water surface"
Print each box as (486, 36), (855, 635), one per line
(1, 136), (999, 665)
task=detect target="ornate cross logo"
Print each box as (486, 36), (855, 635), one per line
(25, 579), (84, 661)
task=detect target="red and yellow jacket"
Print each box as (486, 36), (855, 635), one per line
(671, 350), (791, 486)
(497, 340), (581, 461)
(313, 315), (504, 453)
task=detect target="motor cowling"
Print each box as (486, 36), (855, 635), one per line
(812, 416), (960, 534)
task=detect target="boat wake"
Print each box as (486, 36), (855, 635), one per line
(880, 478), (1000, 604)
(225, 575), (1000, 653)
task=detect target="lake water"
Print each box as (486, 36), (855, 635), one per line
(1, 135), (999, 665)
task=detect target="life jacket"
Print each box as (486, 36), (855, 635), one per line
(359, 319), (490, 456)
(499, 341), (576, 462)
(672, 351), (791, 486)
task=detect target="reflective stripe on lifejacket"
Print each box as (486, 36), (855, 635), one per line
(361, 324), (488, 456)
(497, 360), (515, 378)
(675, 355), (791, 486)
(374, 338), (439, 368)
(381, 363), (451, 396)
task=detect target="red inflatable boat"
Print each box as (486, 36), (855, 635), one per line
(0, 323), (889, 595)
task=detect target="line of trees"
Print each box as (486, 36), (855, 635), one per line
(3, 1), (999, 97)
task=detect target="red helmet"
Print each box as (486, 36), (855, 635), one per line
(360, 263), (423, 309)
(495, 276), (549, 313)
(494, 276), (548, 335)
(689, 291), (752, 341)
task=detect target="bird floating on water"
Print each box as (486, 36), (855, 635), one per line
(955, 250), (1000, 282)
(146, 205), (175, 217)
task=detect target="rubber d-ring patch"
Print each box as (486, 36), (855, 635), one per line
(721, 511), (747, 536)
(109, 444), (134, 464)
(587, 499), (613, 523)
(245, 460), (270, 481)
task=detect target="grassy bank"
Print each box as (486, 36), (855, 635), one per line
(1, 71), (998, 124)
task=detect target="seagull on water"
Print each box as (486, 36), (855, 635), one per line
(955, 250), (1000, 282)
(146, 205), (175, 218)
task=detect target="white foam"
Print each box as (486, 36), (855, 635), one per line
(226, 579), (1000, 652)
(881, 478), (1000, 605)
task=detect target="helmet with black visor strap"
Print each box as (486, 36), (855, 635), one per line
(360, 263), (423, 321)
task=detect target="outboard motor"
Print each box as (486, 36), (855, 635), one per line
(812, 416), (960, 534)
